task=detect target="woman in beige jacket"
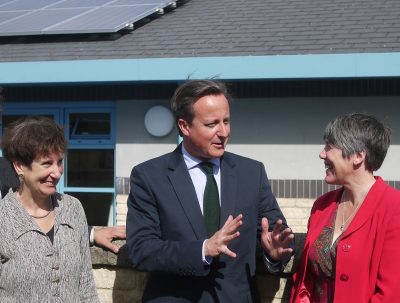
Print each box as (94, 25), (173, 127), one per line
(0, 116), (98, 302)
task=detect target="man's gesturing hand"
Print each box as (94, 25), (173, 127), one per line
(204, 214), (243, 258)
(261, 218), (294, 261)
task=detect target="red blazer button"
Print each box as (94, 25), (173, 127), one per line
(342, 244), (351, 252)
(340, 274), (349, 281)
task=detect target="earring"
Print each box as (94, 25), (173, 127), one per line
(18, 174), (24, 185)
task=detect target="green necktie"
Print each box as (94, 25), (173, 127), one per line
(199, 162), (220, 237)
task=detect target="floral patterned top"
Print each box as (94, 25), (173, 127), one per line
(307, 205), (341, 303)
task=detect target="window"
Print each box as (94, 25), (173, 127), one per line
(66, 149), (114, 188)
(2, 114), (54, 129)
(64, 106), (115, 226)
(66, 109), (114, 144)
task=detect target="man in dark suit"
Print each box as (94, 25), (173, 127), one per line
(0, 156), (126, 253)
(127, 80), (294, 302)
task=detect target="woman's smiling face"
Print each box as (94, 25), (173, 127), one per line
(319, 142), (354, 185)
(17, 152), (64, 199)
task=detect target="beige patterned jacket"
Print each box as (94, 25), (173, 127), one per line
(0, 191), (99, 303)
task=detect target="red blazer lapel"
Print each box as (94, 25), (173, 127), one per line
(342, 177), (387, 238)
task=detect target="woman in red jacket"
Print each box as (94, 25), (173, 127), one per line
(291, 113), (400, 303)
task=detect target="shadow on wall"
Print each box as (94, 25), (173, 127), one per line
(112, 242), (146, 303)
(255, 233), (305, 303)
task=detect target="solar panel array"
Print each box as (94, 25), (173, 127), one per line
(0, 0), (175, 36)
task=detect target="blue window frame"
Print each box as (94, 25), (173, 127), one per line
(65, 107), (115, 144)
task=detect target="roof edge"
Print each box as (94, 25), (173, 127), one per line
(1, 52), (400, 85)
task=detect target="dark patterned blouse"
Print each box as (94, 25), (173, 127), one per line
(307, 206), (341, 303)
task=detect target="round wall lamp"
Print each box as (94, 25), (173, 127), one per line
(144, 105), (175, 137)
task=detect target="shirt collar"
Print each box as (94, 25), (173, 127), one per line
(181, 144), (220, 170)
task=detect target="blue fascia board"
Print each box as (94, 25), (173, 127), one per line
(1, 52), (400, 85)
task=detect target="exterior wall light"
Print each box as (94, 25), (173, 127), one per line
(144, 105), (174, 137)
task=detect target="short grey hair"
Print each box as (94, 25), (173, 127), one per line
(323, 113), (391, 172)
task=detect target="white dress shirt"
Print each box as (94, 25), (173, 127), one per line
(181, 144), (221, 263)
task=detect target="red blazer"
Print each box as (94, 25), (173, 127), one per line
(291, 177), (400, 303)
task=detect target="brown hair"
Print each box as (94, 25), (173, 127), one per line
(170, 80), (230, 136)
(2, 116), (67, 167)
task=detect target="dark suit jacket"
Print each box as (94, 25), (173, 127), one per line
(127, 145), (291, 303)
(0, 157), (19, 198)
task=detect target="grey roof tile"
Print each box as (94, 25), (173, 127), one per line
(0, 0), (400, 62)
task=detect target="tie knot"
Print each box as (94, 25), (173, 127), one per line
(199, 162), (214, 175)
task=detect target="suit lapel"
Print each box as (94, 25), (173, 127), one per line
(220, 153), (238, 224)
(168, 146), (208, 239)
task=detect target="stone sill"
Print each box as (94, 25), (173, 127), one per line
(91, 240), (132, 267)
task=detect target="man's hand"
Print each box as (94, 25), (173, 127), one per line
(204, 214), (243, 258)
(261, 218), (294, 261)
(93, 226), (126, 254)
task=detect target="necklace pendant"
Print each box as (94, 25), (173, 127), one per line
(340, 224), (344, 231)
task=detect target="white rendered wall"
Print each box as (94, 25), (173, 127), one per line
(115, 99), (178, 178)
(226, 144), (400, 180)
(116, 96), (400, 180)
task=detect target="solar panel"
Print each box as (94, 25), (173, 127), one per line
(0, 11), (25, 24)
(0, 0), (175, 36)
(0, 0), (59, 11)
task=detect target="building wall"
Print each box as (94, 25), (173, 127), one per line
(115, 99), (177, 178)
(116, 96), (400, 180)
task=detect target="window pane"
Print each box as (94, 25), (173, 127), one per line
(2, 114), (53, 130)
(69, 113), (110, 139)
(66, 192), (113, 226)
(66, 149), (114, 187)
